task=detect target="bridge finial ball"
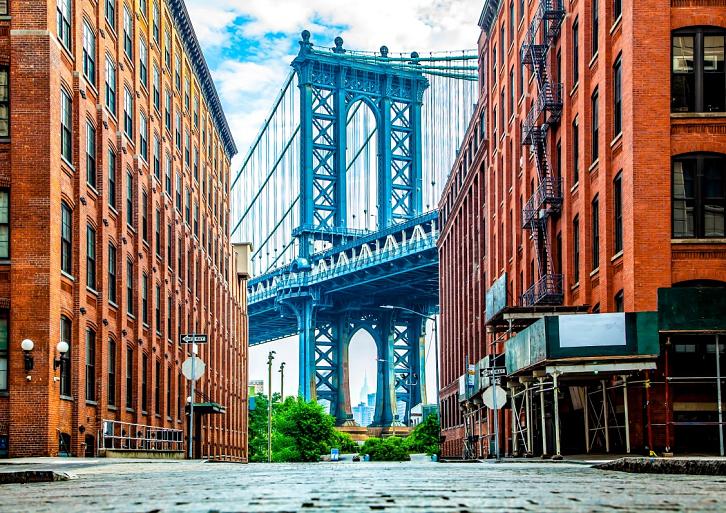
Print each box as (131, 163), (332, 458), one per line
(301, 30), (311, 42)
(380, 46), (389, 57)
(334, 36), (344, 48)
(411, 51), (420, 59)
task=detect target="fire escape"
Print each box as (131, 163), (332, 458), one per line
(520, 0), (565, 307)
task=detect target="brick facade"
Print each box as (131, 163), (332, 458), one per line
(438, 0), (726, 458)
(0, 0), (249, 460)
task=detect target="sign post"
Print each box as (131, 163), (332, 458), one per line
(481, 367), (507, 461)
(181, 335), (207, 459)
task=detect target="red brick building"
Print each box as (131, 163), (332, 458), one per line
(0, 0), (250, 459)
(439, 0), (726, 459)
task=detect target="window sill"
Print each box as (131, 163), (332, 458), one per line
(126, 408), (135, 413)
(109, 300), (119, 310)
(610, 15), (623, 35)
(569, 81), (579, 97)
(108, 405), (118, 411)
(61, 271), (75, 282)
(61, 156), (75, 173)
(672, 238), (726, 244)
(670, 112), (726, 119)
(611, 250), (624, 263)
(0, 259), (10, 265)
(590, 267), (600, 278)
(86, 287), (99, 296)
(589, 159), (599, 173)
(570, 181), (580, 194)
(127, 312), (136, 320)
(570, 281), (580, 292)
(588, 52), (599, 69)
(610, 132), (623, 150)
(60, 395), (74, 402)
(86, 400), (98, 406)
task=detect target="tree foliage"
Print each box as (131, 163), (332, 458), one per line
(272, 397), (336, 462)
(404, 414), (440, 455)
(359, 436), (411, 461)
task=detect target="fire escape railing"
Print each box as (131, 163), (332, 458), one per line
(520, 0), (565, 307)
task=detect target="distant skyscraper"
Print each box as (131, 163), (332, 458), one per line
(353, 401), (374, 427)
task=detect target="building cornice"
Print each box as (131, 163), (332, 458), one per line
(478, 0), (502, 35)
(167, 0), (238, 159)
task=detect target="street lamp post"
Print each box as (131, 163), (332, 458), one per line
(279, 362), (286, 402)
(267, 351), (276, 463)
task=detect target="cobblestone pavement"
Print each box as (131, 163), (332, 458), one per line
(2, 459), (726, 512)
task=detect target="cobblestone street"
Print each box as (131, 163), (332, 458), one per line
(2, 460), (726, 512)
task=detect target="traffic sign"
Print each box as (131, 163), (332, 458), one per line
(182, 356), (206, 381)
(481, 367), (507, 377)
(482, 385), (507, 410)
(180, 333), (207, 344)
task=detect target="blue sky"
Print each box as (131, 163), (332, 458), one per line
(186, 0), (482, 399)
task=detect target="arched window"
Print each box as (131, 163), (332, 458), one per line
(672, 153), (725, 238)
(672, 27), (726, 113)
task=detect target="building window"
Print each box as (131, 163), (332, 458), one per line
(164, 31), (171, 69)
(61, 89), (72, 162)
(573, 215), (580, 283)
(105, 0), (116, 30)
(61, 201), (72, 275)
(139, 37), (148, 87)
(0, 66), (7, 137)
(614, 290), (624, 312)
(500, 25), (505, 65)
(105, 58), (116, 114)
(153, 65), (160, 111)
(152, 1), (160, 42)
(142, 272), (149, 325)
(0, 311), (7, 391)
(175, 174), (182, 211)
(614, 0), (622, 20)
(165, 154), (172, 196)
(184, 131), (191, 166)
(672, 28), (726, 113)
(591, 88), (599, 163)
(141, 190), (149, 242)
(0, 189), (8, 259)
(591, 0), (598, 56)
(56, 0), (71, 50)
(572, 117), (579, 184)
(123, 5), (133, 60)
(572, 18), (579, 85)
(185, 188), (191, 224)
(139, 112), (148, 161)
(126, 170), (133, 226)
(85, 328), (96, 402)
(592, 195), (600, 270)
(60, 315), (72, 397)
(139, 0), (147, 16)
(672, 153), (726, 238)
(108, 339), (116, 405)
(184, 78), (190, 110)
(153, 135), (160, 179)
(82, 22), (96, 86)
(155, 360), (161, 415)
(509, 1), (514, 43)
(155, 208), (161, 257)
(175, 112), (181, 149)
(165, 91), (171, 131)
(166, 365), (172, 416)
(126, 259), (134, 316)
(614, 172), (623, 253)
(123, 87), (133, 139)
(155, 284), (161, 334)
(175, 55), (181, 90)
(167, 295), (172, 338)
(86, 122), (96, 188)
(108, 243), (117, 303)
(613, 55), (622, 136)
(126, 347), (133, 408)
(86, 225), (96, 290)
(141, 353), (148, 412)
(193, 203), (199, 237)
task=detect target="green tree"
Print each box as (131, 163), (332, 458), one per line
(272, 397), (336, 462)
(404, 414), (440, 455)
(330, 430), (358, 453)
(247, 392), (282, 462)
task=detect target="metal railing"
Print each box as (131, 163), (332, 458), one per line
(98, 419), (184, 453)
(521, 273), (564, 307)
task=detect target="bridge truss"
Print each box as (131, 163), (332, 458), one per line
(231, 31), (478, 426)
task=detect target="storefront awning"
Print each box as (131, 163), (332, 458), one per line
(185, 402), (226, 415)
(506, 312), (659, 375)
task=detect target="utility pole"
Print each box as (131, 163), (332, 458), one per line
(267, 350), (276, 463)
(279, 362), (286, 402)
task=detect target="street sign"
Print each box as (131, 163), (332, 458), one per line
(182, 356), (206, 381)
(482, 385), (507, 410)
(180, 333), (207, 344)
(481, 367), (507, 377)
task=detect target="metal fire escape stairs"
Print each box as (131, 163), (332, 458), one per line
(520, 0), (565, 307)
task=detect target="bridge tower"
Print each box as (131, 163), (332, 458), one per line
(280, 31), (430, 426)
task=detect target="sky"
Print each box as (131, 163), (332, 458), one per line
(185, 0), (482, 400)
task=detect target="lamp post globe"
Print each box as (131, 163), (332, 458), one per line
(21, 339), (34, 352)
(56, 341), (69, 354)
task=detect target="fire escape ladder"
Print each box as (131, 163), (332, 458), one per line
(519, 0), (565, 307)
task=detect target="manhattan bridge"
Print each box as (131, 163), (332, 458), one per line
(230, 31), (478, 427)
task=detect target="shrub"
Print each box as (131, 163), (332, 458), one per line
(360, 436), (410, 462)
(404, 414), (440, 456)
(329, 430), (359, 454)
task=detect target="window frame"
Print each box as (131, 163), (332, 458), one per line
(614, 171), (623, 253)
(671, 27), (726, 113)
(85, 328), (96, 402)
(672, 153), (726, 238)
(108, 242), (117, 304)
(86, 224), (96, 290)
(592, 195), (600, 270)
(61, 201), (73, 275)
(613, 55), (622, 136)
(0, 189), (9, 259)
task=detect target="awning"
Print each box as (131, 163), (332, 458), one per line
(506, 312), (659, 375)
(658, 287), (726, 333)
(185, 402), (226, 415)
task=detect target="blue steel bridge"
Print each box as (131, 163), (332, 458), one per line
(230, 31), (478, 426)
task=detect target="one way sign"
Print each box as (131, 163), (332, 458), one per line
(180, 333), (208, 344)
